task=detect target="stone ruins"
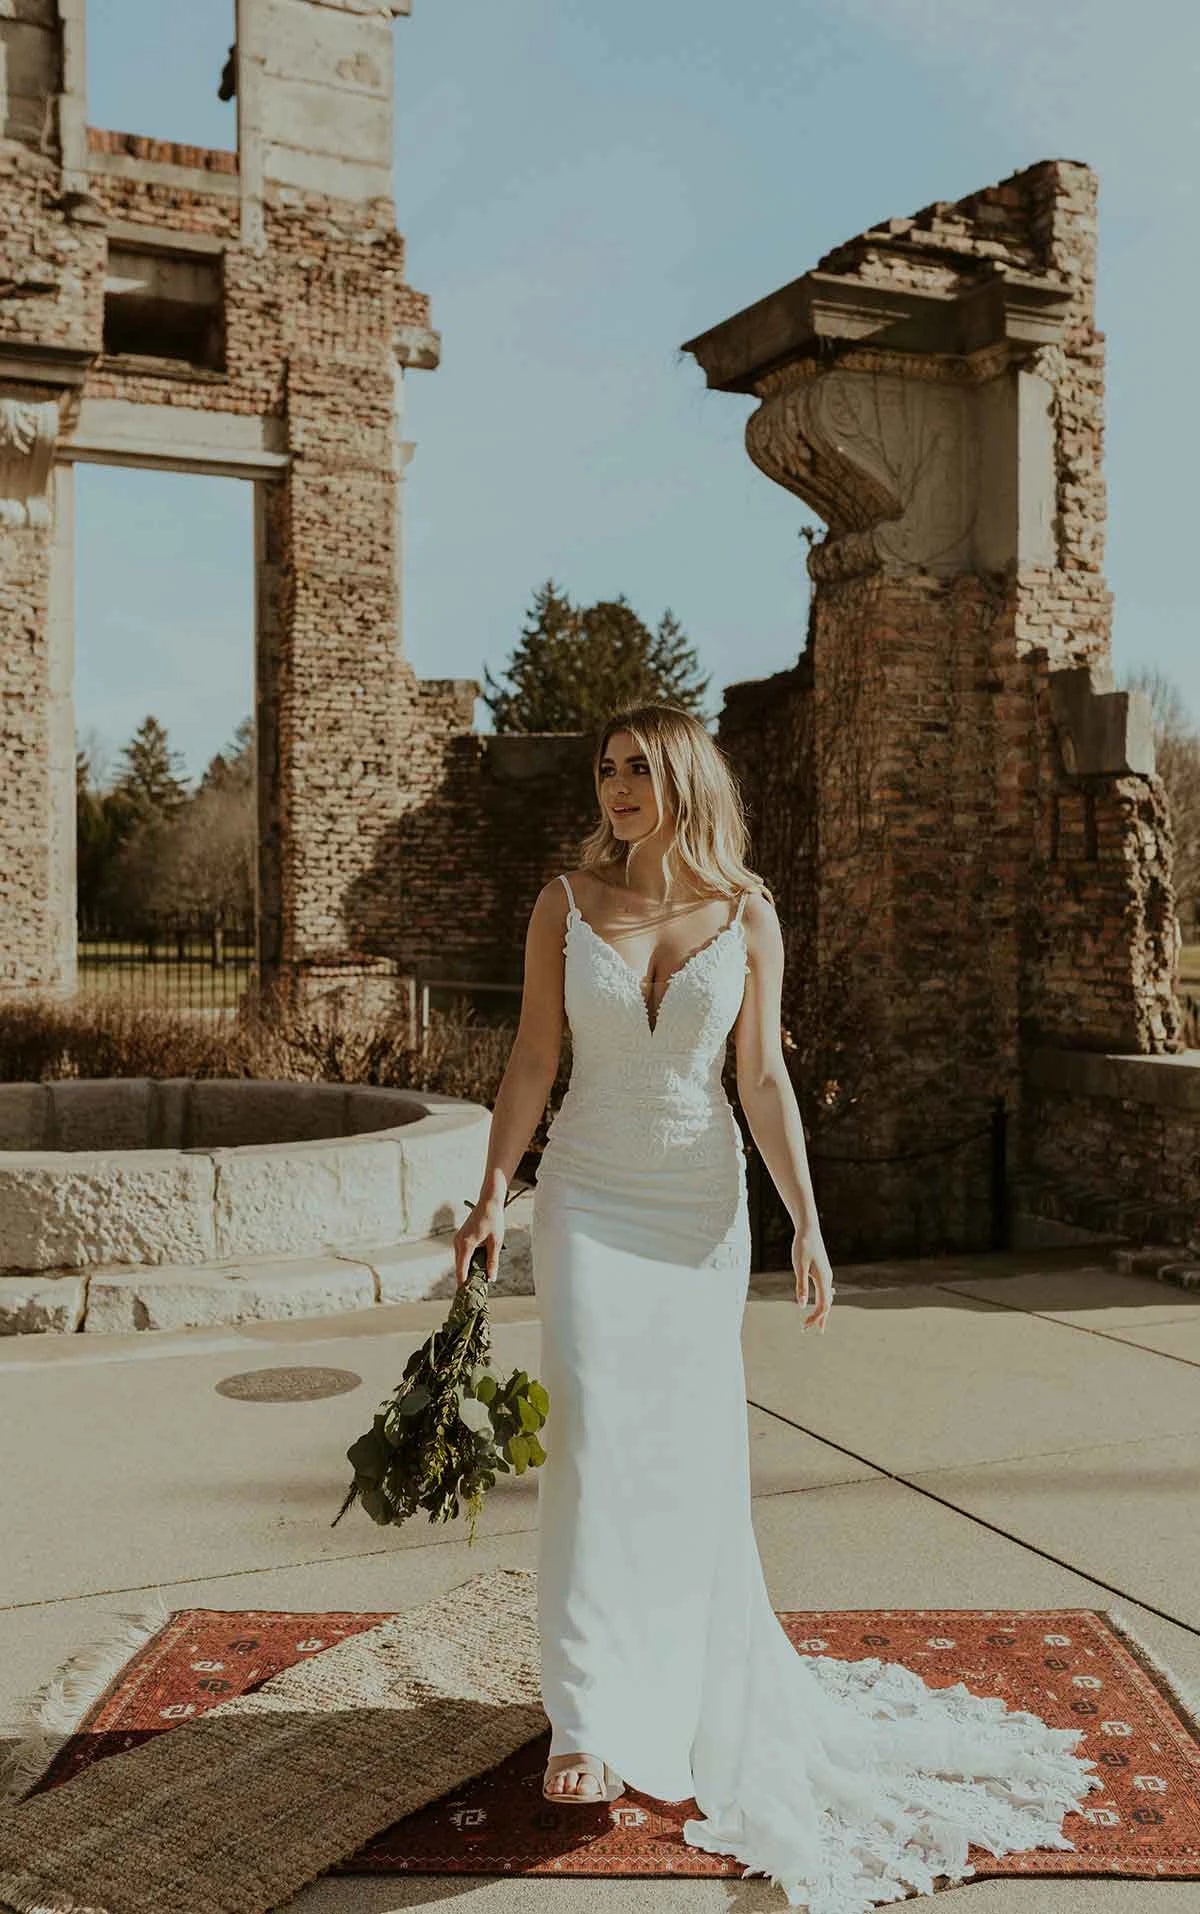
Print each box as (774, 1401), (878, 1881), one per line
(0, 2), (1194, 1258)
(686, 160), (1194, 1257)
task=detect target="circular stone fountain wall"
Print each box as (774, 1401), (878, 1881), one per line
(0, 1079), (530, 1334)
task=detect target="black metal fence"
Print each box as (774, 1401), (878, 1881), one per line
(76, 910), (257, 1012)
(414, 974), (523, 1046)
(744, 1096), (1010, 1271)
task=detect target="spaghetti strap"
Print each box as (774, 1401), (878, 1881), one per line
(558, 872), (578, 915)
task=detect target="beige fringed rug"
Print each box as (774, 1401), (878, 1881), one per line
(0, 1566), (547, 1914)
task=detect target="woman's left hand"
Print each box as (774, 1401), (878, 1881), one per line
(792, 1221), (835, 1332)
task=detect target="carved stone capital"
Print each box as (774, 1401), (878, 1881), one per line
(746, 361), (979, 578)
(806, 528), (885, 584)
(0, 400), (60, 529)
(747, 363), (901, 534)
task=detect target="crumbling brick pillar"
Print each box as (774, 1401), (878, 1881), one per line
(0, 0), (92, 1000)
(0, 402), (74, 996)
(0, 0), (444, 1013)
(687, 160), (1184, 1257)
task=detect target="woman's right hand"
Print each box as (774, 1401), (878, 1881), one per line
(453, 1197), (506, 1286)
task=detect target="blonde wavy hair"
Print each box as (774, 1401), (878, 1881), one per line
(577, 703), (774, 907)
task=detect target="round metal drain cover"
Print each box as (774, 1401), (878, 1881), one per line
(215, 1365), (363, 1402)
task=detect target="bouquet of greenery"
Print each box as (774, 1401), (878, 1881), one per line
(330, 1216), (549, 1545)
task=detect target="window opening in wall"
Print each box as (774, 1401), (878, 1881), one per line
(74, 464), (256, 1012)
(86, 0), (238, 153)
(103, 241), (226, 371)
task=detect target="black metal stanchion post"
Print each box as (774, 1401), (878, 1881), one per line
(990, 1094), (1009, 1252)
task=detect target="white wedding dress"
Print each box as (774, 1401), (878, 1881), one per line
(530, 871), (1102, 1913)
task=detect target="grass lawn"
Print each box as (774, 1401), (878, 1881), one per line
(77, 938), (253, 1011)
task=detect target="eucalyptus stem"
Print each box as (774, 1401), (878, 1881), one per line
(331, 1198), (549, 1539)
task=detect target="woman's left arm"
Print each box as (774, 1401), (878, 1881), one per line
(733, 891), (835, 1331)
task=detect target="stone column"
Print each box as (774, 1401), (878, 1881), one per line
(683, 160), (1181, 1257)
(0, 396), (75, 999)
(230, 0), (440, 1020)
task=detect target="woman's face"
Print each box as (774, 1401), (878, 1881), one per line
(599, 729), (665, 843)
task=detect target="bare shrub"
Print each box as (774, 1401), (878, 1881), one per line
(0, 992), (566, 1147)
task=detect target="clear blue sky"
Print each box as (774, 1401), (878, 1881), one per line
(78, 0), (1199, 786)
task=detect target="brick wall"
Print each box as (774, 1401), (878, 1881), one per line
(0, 519), (58, 993)
(707, 159), (1196, 1259)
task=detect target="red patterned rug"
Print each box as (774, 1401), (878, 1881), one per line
(16, 1605), (1200, 1884)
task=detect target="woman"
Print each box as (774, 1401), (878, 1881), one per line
(452, 703), (1100, 1911)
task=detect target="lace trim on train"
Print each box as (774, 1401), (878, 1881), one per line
(681, 1652), (1103, 1913)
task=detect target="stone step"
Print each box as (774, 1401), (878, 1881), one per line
(1111, 1243), (1200, 1291)
(0, 1192), (535, 1336)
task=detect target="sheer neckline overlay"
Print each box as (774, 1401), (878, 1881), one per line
(561, 874), (747, 1038)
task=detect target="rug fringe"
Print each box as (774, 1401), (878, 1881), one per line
(0, 1588), (176, 1810)
(1101, 1605), (1200, 1743)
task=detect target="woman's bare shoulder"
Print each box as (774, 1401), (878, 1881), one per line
(530, 873), (571, 918)
(740, 886), (779, 930)
(533, 869), (596, 915)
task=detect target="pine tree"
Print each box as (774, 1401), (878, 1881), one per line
(199, 715), (255, 796)
(113, 715), (191, 816)
(482, 581), (712, 732)
(76, 746), (118, 918)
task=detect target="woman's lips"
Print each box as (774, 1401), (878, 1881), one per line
(612, 807), (639, 816)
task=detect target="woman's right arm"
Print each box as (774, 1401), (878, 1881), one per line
(452, 878), (569, 1284)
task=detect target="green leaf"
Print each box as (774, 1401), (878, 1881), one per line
(457, 1395), (492, 1434)
(346, 1429), (387, 1478)
(360, 1487), (391, 1523)
(473, 1371), (499, 1404)
(517, 1396), (541, 1433)
(506, 1433), (530, 1473)
(396, 1383), (430, 1417)
(524, 1432), (546, 1467)
(528, 1381), (549, 1417)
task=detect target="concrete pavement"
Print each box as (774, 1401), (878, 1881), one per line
(1, 1245), (1197, 1912)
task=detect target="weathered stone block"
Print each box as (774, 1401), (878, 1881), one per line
(148, 1077), (197, 1149)
(369, 1208), (533, 1303)
(48, 1078), (152, 1151)
(342, 1087), (423, 1134)
(0, 1270), (87, 1334)
(188, 1080), (348, 1148)
(397, 1108), (490, 1238)
(83, 1252), (376, 1332)
(0, 1152), (218, 1270)
(0, 1083), (50, 1149)
(209, 1137), (405, 1257)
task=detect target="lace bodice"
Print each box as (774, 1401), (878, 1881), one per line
(537, 874), (751, 1229)
(558, 873), (746, 1089)
(563, 867), (747, 1052)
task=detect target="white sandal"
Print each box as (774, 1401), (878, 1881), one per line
(542, 1751), (624, 1804)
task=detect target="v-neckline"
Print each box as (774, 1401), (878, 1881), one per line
(568, 905), (744, 1039)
